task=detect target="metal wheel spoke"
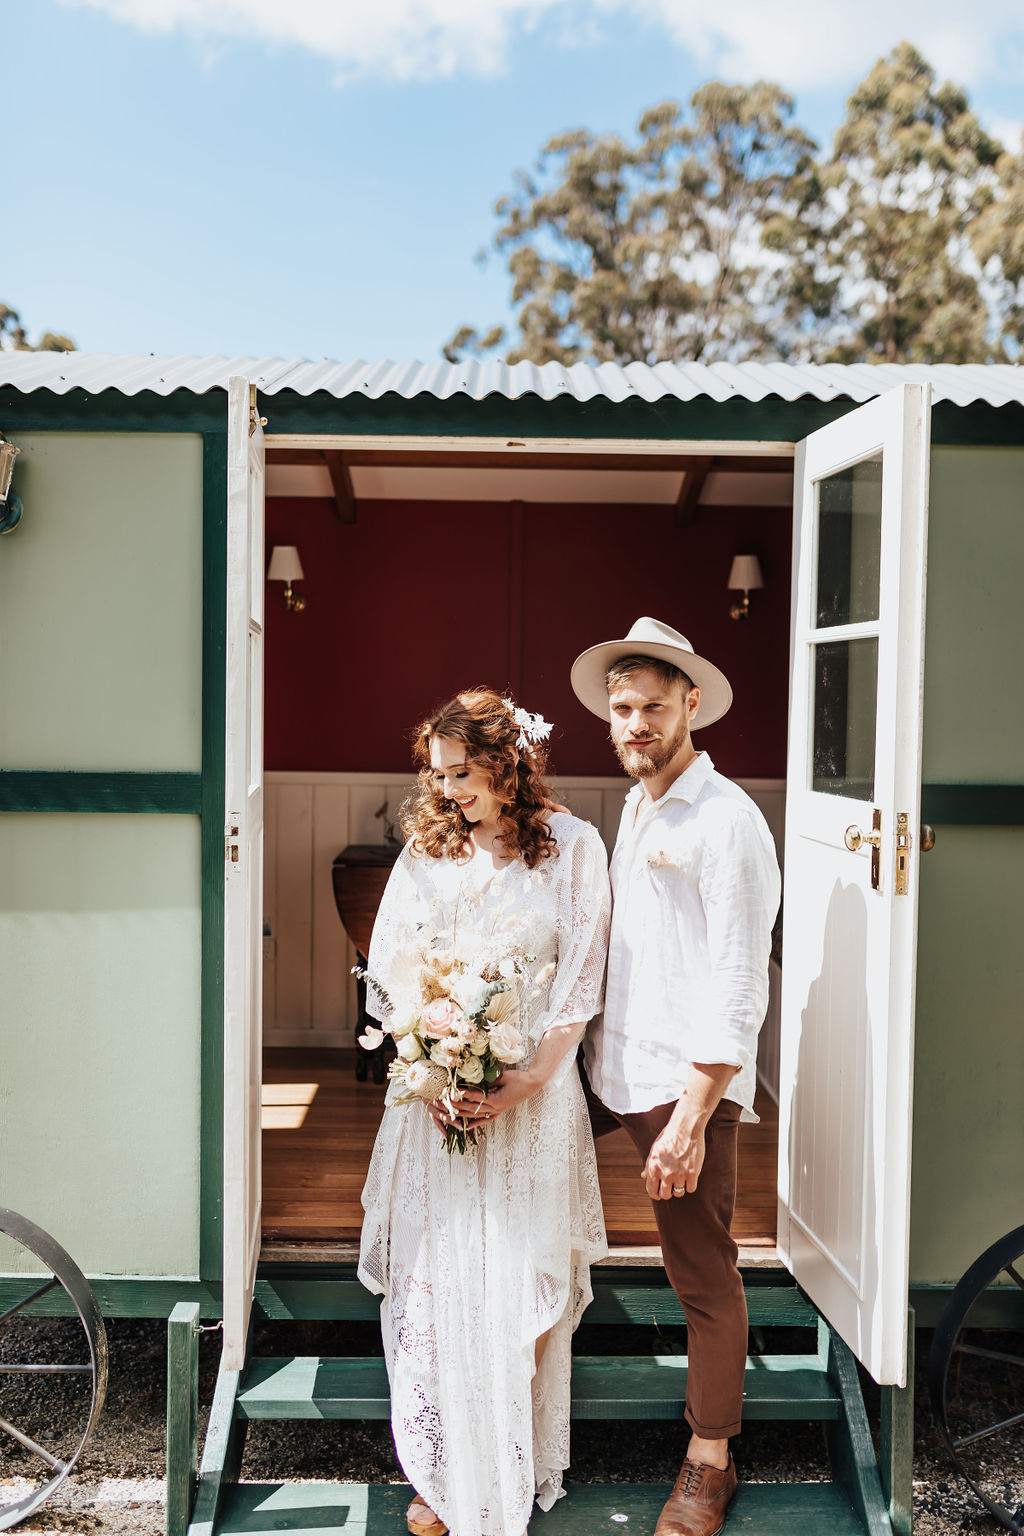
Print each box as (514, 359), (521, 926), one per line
(953, 1342), (1024, 1369)
(953, 1407), (1024, 1448)
(0, 1278), (59, 1327)
(0, 1363), (92, 1374)
(1004, 1262), (1024, 1295)
(0, 1412), (67, 1471)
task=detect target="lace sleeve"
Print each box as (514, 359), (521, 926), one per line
(534, 820), (610, 1039)
(364, 842), (422, 1023)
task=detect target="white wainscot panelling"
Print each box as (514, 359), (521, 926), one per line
(263, 772), (785, 1048)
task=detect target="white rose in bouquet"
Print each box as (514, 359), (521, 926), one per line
(451, 973), (488, 1010)
(488, 1022), (525, 1064)
(468, 1028), (490, 1057)
(430, 1037), (463, 1069)
(459, 1055), (485, 1085)
(396, 1032), (423, 1062)
(388, 1005), (419, 1038)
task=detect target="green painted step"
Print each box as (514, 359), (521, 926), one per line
(214, 1479), (867, 1535)
(253, 1267), (818, 1329)
(235, 1354), (841, 1422)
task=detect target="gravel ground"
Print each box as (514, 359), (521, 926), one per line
(1, 1316), (1018, 1536)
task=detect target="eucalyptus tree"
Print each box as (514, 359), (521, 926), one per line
(0, 302), (74, 352)
(973, 130), (1024, 359)
(445, 81), (821, 365)
(801, 42), (1004, 363)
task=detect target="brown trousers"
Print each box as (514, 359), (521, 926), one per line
(584, 1070), (747, 1438)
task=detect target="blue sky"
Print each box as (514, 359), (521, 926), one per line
(8, 0), (1024, 362)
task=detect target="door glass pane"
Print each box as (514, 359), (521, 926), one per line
(812, 637), (878, 798)
(815, 455), (883, 627)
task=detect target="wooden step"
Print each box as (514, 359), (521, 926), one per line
(235, 1353), (841, 1422)
(213, 1478), (868, 1534)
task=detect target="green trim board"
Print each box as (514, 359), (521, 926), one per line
(0, 1278), (222, 1319)
(200, 427), (228, 1283)
(3, 384), (1023, 446)
(0, 771), (201, 813)
(0, 390), (224, 432)
(0, 1271), (1017, 1327)
(920, 782), (1024, 825)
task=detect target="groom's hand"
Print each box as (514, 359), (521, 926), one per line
(643, 1117), (706, 1201)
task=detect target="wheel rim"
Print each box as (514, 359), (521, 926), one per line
(0, 1207), (108, 1531)
(928, 1223), (1024, 1534)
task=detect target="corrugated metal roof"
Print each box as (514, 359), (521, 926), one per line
(2, 352), (1024, 409)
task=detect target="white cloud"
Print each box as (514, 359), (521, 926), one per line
(61, 0), (567, 82)
(61, 0), (1024, 88)
(623, 0), (1024, 91)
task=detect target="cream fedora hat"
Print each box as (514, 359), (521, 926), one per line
(570, 617), (733, 730)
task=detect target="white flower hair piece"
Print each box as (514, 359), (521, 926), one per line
(501, 697), (553, 753)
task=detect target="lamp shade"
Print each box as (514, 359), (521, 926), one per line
(727, 554), (764, 592)
(268, 545), (304, 583)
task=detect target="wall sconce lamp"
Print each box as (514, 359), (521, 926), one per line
(0, 434), (24, 534)
(728, 553), (764, 620)
(268, 545), (307, 612)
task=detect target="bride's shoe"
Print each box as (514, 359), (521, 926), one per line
(406, 1495), (447, 1535)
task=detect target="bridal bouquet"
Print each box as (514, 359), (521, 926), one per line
(356, 949), (545, 1154)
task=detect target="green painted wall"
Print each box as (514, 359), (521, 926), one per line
(0, 815), (202, 1276)
(910, 446), (1024, 1284)
(0, 432), (203, 771)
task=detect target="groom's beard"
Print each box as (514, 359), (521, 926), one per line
(614, 718), (691, 779)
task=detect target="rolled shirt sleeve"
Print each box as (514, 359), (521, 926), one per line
(688, 807), (781, 1073)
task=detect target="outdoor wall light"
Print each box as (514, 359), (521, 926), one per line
(728, 553), (764, 620)
(268, 545), (307, 611)
(0, 434), (23, 534)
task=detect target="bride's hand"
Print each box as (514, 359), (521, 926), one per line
(459, 1071), (536, 1123)
(427, 1071), (536, 1130)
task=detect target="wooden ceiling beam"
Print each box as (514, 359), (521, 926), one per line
(675, 456), (713, 527)
(322, 450), (357, 524)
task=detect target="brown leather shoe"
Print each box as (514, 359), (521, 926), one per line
(654, 1455), (737, 1536)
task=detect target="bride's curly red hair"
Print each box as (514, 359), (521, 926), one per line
(403, 689), (558, 869)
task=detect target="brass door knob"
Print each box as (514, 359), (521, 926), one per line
(844, 825), (883, 853)
(921, 825), (936, 851)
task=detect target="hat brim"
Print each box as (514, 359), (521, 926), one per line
(570, 638), (733, 730)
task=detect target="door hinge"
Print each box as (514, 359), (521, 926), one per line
(895, 811), (911, 895)
(225, 817), (240, 865)
(249, 384), (267, 437)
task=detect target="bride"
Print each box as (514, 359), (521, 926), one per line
(358, 688), (611, 1536)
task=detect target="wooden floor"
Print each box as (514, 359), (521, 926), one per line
(261, 1049), (778, 1256)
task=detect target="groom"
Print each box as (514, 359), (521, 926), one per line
(572, 617), (781, 1536)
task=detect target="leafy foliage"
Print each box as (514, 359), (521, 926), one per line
(0, 302), (75, 352)
(448, 43), (1019, 366)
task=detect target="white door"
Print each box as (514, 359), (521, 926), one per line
(778, 384), (930, 1387)
(222, 377), (266, 1370)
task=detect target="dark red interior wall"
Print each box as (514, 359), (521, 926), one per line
(264, 497), (791, 777)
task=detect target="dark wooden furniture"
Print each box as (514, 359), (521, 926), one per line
(331, 843), (401, 1081)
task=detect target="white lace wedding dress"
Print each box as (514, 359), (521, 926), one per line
(358, 812), (610, 1536)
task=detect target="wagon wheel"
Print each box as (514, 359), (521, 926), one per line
(0, 1207), (108, 1531)
(928, 1222), (1024, 1534)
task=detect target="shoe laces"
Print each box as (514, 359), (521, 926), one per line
(679, 1460), (707, 1498)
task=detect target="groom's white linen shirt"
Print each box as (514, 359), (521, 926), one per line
(584, 752), (781, 1123)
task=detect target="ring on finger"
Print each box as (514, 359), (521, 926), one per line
(672, 1186), (685, 1196)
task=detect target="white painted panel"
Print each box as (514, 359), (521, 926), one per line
(312, 784), (351, 1034)
(262, 781), (278, 1032)
(274, 784), (314, 1031)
